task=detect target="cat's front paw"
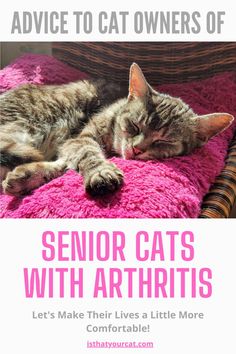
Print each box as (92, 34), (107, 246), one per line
(85, 162), (123, 196)
(2, 165), (43, 196)
(2, 168), (33, 196)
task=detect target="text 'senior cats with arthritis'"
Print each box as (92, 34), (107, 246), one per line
(0, 63), (234, 196)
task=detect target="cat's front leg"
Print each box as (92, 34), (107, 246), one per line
(61, 134), (123, 196)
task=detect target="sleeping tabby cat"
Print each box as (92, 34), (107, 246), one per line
(0, 63), (234, 196)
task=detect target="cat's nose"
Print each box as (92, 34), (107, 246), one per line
(133, 147), (142, 155)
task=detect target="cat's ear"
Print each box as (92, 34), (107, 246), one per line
(195, 113), (234, 145)
(128, 63), (149, 101)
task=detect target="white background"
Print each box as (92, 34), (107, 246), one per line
(0, 219), (236, 354)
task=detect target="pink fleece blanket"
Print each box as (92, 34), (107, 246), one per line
(0, 54), (236, 218)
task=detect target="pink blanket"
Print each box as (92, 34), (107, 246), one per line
(0, 54), (236, 218)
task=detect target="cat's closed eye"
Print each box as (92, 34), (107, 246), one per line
(151, 139), (175, 147)
(125, 121), (140, 136)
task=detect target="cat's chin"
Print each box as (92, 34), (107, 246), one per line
(134, 154), (150, 161)
(123, 150), (151, 161)
(122, 146), (152, 160)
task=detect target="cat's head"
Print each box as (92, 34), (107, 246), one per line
(115, 63), (234, 160)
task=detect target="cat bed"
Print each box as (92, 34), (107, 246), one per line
(0, 54), (236, 218)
